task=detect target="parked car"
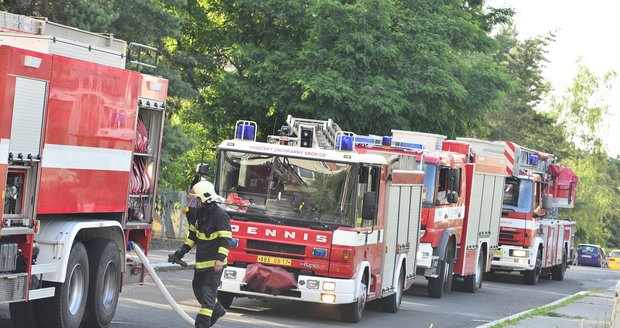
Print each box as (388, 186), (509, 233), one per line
(576, 244), (607, 268)
(608, 249), (620, 270)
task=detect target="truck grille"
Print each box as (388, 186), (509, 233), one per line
(499, 230), (521, 244)
(247, 240), (305, 255)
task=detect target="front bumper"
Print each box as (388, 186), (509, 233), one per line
(491, 246), (534, 272)
(219, 266), (357, 304)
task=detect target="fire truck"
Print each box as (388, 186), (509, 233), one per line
(215, 116), (424, 322)
(0, 11), (167, 328)
(355, 132), (506, 297)
(462, 139), (578, 284)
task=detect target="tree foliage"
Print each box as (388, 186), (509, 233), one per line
(550, 61), (618, 246)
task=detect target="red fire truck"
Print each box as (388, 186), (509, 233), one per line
(463, 139), (578, 284)
(356, 132), (506, 297)
(0, 12), (167, 328)
(216, 116), (424, 322)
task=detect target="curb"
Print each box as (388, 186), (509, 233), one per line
(476, 290), (589, 328)
(613, 280), (620, 326)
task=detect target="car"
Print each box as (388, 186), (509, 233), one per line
(608, 249), (620, 270)
(576, 244), (607, 268)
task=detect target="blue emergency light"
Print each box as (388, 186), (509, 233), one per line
(312, 247), (328, 258)
(530, 154), (539, 165)
(382, 136), (392, 147)
(336, 135), (353, 151)
(236, 124), (255, 140)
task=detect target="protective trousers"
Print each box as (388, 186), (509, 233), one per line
(192, 269), (226, 327)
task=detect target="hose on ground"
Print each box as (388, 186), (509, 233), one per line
(132, 243), (195, 327)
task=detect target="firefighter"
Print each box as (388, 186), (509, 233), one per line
(172, 180), (231, 327)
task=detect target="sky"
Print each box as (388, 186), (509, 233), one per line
(487, 0), (620, 157)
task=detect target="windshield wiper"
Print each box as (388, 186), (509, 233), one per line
(230, 210), (282, 225)
(309, 216), (332, 230)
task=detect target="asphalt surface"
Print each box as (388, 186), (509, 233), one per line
(1, 250), (618, 328)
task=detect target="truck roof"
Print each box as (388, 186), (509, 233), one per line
(218, 139), (388, 165)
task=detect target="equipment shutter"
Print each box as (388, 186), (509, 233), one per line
(9, 77), (47, 159)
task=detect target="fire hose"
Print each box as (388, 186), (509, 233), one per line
(130, 242), (195, 327)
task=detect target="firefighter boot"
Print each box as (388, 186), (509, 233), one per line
(210, 302), (226, 327)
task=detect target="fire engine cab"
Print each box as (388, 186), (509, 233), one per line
(464, 140), (578, 284)
(216, 116), (424, 322)
(0, 11), (167, 328)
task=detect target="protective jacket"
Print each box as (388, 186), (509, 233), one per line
(181, 202), (232, 271)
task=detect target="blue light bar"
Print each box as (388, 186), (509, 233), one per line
(312, 247), (328, 258)
(354, 136), (382, 145)
(236, 124), (255, 140)
(393, 141), (423, 150)
(336, 135), (353, 151)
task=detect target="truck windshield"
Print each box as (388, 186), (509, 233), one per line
(217, 150), (357, 227)
(502, 178), (533, 213)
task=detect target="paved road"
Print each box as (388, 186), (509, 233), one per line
(1, 265), (619, 328)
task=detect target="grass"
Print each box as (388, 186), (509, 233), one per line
(489, 290), (599, 328)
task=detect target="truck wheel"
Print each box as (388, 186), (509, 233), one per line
(524, 249), (542, 285)
(83, 239), (121, 327)
(218, 291), (235, 309)
(464, 249), (484, 293)
(340, 282), (367, 323)
(428, 245), (454, 298)
(552, 251), (567, 281)
(39, 241), (89, 328)
(381, 268), (404, 313)
(10, 300), (42, 328)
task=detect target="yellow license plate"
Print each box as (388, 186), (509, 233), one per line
(257, 256), (292, 266)
(493, 250), (504, 256)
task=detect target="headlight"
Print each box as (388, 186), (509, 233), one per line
(307, 280), (320, 289)
(321, 293), (336, 303)
(323, 281), (336, 291)
(510, 250), (528, 258)
(223, 269), (237, 280)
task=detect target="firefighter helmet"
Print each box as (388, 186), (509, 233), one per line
(190, 180), (220, 203)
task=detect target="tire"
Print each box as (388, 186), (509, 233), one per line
(428, 244), (455, 298)
(218, 291), (235, 309)
(551, 250), (567, 281)
(524, 249), (542, 285)
(464, 249), (484, 293)
(340, 282), (367, 323)
(381, 268), (404, 313)
(83, 239), (121, 328)
(10, 300), (42, 328)
(38, 241), (90, 328)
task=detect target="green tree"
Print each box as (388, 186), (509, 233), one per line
(483, 24), (571, 158)
(550, 61), (617, 246)
(174, 0), (512, 141)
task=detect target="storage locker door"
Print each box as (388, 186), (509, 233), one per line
(9, 77), (47, 159)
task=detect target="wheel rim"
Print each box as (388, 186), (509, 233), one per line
(68, 263), (85, 315)
(101, 261), (118, 310)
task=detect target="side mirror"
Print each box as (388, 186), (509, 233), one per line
(449, 169), (461, 192)
(362, 191), (377, 222)
(359, 166), (369, 184)
(542, 194), (553, 210)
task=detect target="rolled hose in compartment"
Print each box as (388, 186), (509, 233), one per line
(131, 242), (195, 327)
